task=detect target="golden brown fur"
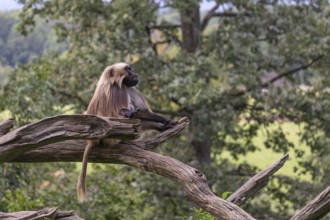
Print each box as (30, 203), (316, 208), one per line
(77, 62), (175, 202)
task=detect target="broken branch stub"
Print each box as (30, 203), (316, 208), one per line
(227, 154), (289, 205)
(0, 117), (15, 136)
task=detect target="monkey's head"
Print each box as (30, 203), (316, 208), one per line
(103, 62), (139, 88)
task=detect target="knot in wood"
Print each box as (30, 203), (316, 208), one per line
(194, 169), (203, 177)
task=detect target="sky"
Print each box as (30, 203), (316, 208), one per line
(0, 0), (22, 11)
(0, 0), (215, 12)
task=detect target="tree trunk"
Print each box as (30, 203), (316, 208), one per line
(193, 134), (212, 164)
(179, 3), (212, 164)
(189, 116), (212, 164)
(180, 4), (201, 54)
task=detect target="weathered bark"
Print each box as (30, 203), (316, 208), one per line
(0, 207), (82, 220)
(227, 154), (289, 205)
(0, 117), (14, 136)
(10, 144), (255, 219)
(0, 114), (139, 163)
(291, 186), (330, 220)
(2, 115), (255, 220)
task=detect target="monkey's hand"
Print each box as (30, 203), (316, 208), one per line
(119, 108), (134, 118)
(119, 108), (141, 118)
(162, 120), (178, 130)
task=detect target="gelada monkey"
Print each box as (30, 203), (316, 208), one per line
(77, 62), (176, 202)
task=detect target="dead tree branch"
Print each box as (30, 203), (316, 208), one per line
(1, 115), (255, 219)
(0, 207), (82, 220)
(291, 186), (330, 220)
(227, 154), (289, 205)
(0, 117), (14, 136)
(0, 115), (140, 163)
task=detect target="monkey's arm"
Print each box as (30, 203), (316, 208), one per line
(125, 88), (177, 129)
(120, 108), (177, 130)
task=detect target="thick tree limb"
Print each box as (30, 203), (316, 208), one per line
(3, 115), (255, 219)
(0, 115), (140, 163)
(261, 55), (324, 89)
(201, 3), (220, 32)
(148, 25), (181, 29)
(11, 146), (255, 219)
(0, 118), (14, 136)
(291, 186), (330, 220)
(234, 55), (324, 96)
(227, 154), (289, 205)
(0, 207), (82, 220)
(201, 4), (249, 32)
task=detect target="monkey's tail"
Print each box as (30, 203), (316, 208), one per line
(77, 141), (93, 203)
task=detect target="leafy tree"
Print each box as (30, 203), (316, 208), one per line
(0, 11), (67, 68)
(1, 0), (330, 219)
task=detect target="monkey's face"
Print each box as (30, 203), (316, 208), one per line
(107, 63), (139, 88)
(122, 65), (139, 87)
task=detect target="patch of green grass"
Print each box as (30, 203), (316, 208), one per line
(0, 110), (12, 120)
(219, 122), (311, 181)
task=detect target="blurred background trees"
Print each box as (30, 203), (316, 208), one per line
(0, 0), (330, 219)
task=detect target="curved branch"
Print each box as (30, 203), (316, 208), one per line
(3, 115), (255, 219)
(201, 3), (220, 32)
(10, 144), (255, 219)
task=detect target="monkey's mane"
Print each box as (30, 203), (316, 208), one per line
(87, 66), (129, 117)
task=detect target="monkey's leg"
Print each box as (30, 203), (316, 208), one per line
(119, 108), (139, 118)
(133, 110), (177, 130)
(120, 108), (177, 130)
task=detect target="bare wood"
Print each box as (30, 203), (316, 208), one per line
(291, 186), (330, 220)
(9, 117), (190, 163)
(0, 207), (83, 220)
(10, 144), (255, 219)
(0, 114), (140, 163)
(0, 117), (14, 136)
(227, 154), (289, 205)
(4, 116), (255, 219)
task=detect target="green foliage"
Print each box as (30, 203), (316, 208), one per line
(1, 0), (330, 219)
(192, 208), (214, 220)
(0, 163), (151, 219)
(0, 11), (66, 67)
(221, 191), (232, 200)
